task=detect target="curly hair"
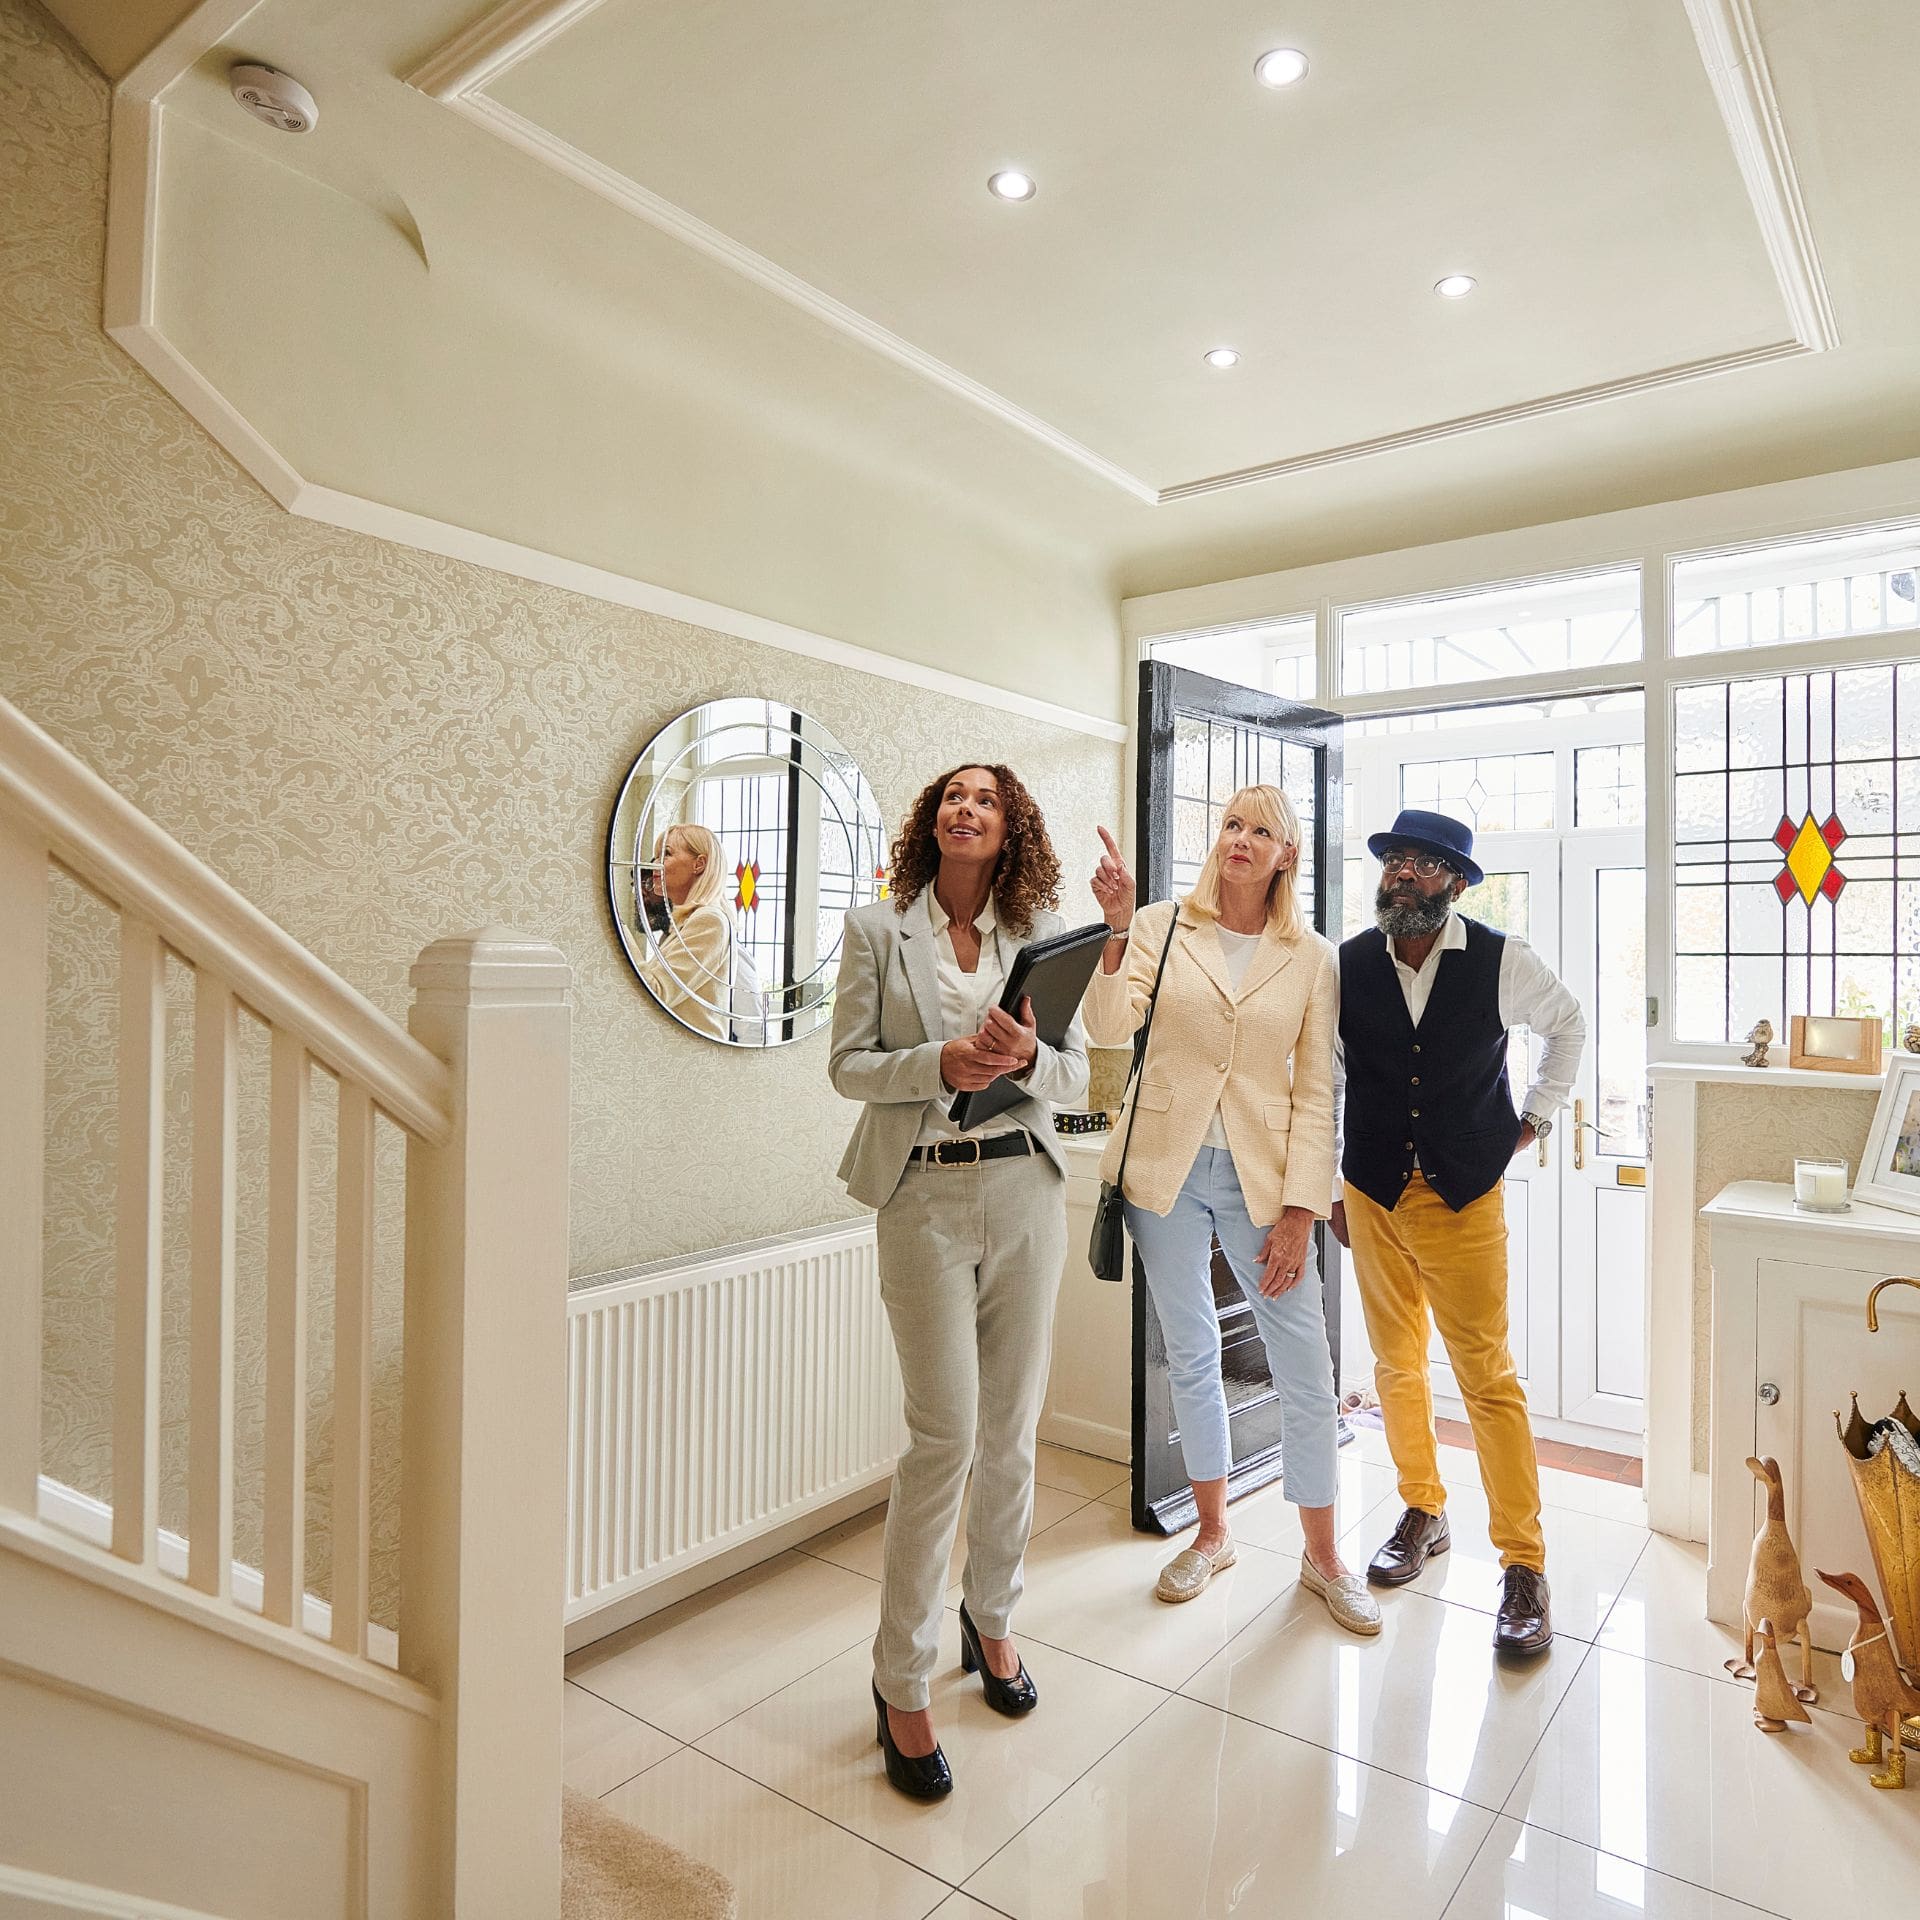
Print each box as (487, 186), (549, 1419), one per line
(886, 763), (1062, 937)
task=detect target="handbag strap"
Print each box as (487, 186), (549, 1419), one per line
(1112, 912), (1178, 1189)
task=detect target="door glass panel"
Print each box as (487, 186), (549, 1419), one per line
(1401, 752), (1555, 832)
(1575, 744), (1646, 827)
(1170, 707), (1319, 920)
(1595, 867), (1648, 1155)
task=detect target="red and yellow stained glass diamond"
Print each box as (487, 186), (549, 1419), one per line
(734, 861), (760, 912)
(1771, 812), (1847, 905)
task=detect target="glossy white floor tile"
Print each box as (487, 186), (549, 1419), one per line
(1442, 1817), (1782, 1919)
(802, 1481), (1088, 1587)
(965, 1695), (1496, 1920)
(562, 1679), (679, 1796)
(565, 1549), (880, 1742)
(1503, 1645), (1920, 1920)
(698, 1611), (1163, 1885)
(601, 1747), (949, 1920)
(1183, 1582), (1587, 1808)
(1536, 1463), (1650, 1525)
(927, 1899), (1015, 1920)
(1031, 1443), (1129, 1499)
(965, 1499), (1304, 1689)
(1594, 1534), (1752, 1683)
(1340, 1476), (1649, 1643)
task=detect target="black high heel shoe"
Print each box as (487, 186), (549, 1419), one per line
(958, 1603), (1038, 1716)
(872, 1683), (952, 1799)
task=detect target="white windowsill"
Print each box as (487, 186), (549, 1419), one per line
(1648, 1058), (1890, 1092)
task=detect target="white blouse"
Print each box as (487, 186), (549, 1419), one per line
(913, 887), (1023, 1145)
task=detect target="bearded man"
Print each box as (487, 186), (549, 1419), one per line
(1331, 809), (1585, 1655)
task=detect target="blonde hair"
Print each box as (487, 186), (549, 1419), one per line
(1184, 784), (1305, 939)
(663, 822), (730, 915)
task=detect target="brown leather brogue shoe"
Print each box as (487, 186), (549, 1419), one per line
(1366, 1507), (1451, 1588)
(1494, 1566), (1552, 1655)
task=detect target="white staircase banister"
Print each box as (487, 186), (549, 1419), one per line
(0, 695), (452, 1143)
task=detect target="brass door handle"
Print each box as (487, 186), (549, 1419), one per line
(1573, 1096), (1585, 1172)
(1866, 1276), (1920, 1331)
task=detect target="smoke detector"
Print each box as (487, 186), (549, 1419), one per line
(229, 63), (318, 134)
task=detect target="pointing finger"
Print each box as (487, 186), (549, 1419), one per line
(1096, 825), (1120, 858)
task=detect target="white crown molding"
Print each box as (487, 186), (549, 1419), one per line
(98, 9), (1127, 747)
(1680, 0), (1838, 353)
(406, 0), (1838, 504)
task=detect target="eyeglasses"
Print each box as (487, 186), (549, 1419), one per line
(1378, 849), (1455, 880)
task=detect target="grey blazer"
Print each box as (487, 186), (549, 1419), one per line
(829, 899), (1090, 1209)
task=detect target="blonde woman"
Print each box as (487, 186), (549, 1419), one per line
(638, 823), (733, 1040)
(1086, 787), (1378, 1634)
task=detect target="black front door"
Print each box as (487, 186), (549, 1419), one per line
(1129, 660), (1345, 1534)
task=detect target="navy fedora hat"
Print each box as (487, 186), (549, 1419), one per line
(1366, 809), (1483, 887)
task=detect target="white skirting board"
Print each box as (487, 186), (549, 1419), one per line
(566, 1218), (905, 1628)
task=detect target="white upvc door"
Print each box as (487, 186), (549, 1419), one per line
(1559, 831), (1649, 1433)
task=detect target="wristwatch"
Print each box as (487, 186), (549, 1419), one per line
(1522, 1109), (1554, 1141)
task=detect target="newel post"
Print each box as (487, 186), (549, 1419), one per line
(401, 928), (571, 1919)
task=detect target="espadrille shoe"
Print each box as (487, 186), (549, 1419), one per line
(1299, 1555), (1383, 1635)
(1155, 1536), (1237, 1603)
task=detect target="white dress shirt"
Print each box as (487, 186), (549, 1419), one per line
(1331, 910), (1586, 1197)
(913, 887), (1022, 1145)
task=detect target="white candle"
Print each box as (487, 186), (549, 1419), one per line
(1793, 1158), (1848, 1207)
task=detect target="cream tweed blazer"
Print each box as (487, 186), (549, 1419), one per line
(1083, 898), (1338, 1226)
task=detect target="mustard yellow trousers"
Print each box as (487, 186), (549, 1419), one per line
(1345, 1173), (1545, 1571)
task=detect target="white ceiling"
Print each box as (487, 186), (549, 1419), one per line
(484, 0), (1794, 495)
(43, 0), (1920, 675)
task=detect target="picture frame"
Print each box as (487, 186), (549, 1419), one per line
(1854, 1052), (1920, 1217)
(1788, 1013), (1884, 1075)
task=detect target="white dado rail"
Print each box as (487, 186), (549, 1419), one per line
(1704, 1182), (1920, 1654)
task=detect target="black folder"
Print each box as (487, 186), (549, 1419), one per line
(946, 920), (1114, 1131)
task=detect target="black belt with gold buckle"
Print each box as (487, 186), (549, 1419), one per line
(909, 1133), (1036, 1168)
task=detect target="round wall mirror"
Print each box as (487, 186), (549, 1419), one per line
(607, 700), (886, 1046)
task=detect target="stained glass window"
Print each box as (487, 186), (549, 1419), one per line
(1339, 568), (1641, 696)
(1673, 523), (1920, 657)
(1672, 663), (1920, 1043)
(1401, 752), (1554, 832)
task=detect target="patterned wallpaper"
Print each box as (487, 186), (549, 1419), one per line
(1, 2), (1123, 1616)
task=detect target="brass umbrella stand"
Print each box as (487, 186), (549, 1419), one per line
(1836, 1276), (1920, 1749)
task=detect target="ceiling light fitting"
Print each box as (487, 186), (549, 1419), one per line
(229, 62), (319, 134)
(1254, 48), (1309, 88)
(1203, 347), (1241, 370)
(987, 170), (1037, 202)
(1434, 274), (1477, 299)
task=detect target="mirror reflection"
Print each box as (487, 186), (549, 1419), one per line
(608, 700), (886, 1045)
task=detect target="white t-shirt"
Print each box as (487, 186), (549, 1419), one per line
(1201, 926), (1264, 1150)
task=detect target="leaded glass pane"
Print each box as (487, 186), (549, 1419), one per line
(1671, 662), (1917, 1043)
(1575, 744), (1645, 828)
(1398, 751), (1554, 832)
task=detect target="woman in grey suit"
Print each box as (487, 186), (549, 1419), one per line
(830, 763), (1087, 1800)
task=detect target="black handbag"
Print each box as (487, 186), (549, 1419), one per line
(1088, 915), (1177, 1283)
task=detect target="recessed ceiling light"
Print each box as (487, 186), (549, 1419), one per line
(1204, 347), (1241, 369)
(1254, 48), (1309, 88)
(1434, 274), (1477, 299)
(988, 170), (1037, 202)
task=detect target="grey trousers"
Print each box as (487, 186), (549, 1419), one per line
(871, 1149), (1067, 1712)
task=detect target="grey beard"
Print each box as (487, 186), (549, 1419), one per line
(1375, 890), (1451, 939)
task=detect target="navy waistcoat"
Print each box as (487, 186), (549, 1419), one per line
(1338, 918), (1518, 1213)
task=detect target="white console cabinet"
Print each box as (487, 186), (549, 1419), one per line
(1704, 1181), (1920, 1653)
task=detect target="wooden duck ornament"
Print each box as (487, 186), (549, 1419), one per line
(1726, 1456), (1817, 1702)
(1751, 1618), (1813, 1731)
(1817, 1569), (1920, 1787)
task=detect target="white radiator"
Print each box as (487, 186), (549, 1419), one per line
(565, 1219), (903, 1620)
